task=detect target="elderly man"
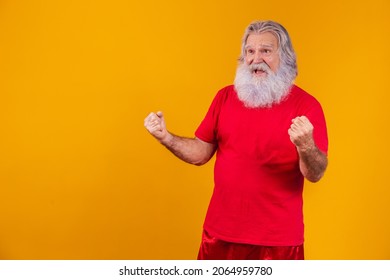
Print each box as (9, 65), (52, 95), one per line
(144, 20), (328, 260)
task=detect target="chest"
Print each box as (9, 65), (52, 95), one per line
(216, 98), (299, 164)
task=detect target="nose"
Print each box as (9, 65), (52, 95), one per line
(253, 51), (264, 64)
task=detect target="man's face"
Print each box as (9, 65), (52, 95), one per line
(244, 32), (280, 77)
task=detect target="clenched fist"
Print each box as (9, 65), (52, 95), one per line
(144, 111), (169, 142)
(288, 116), (315, 151)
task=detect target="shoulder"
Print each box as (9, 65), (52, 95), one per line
(288, 85), (327, 130)
(288, 85), (323, 110)
(216, 84), (236, 97)
(210, 84), (237, 105)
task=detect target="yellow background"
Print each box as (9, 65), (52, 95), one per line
(0, 0), (389, 259)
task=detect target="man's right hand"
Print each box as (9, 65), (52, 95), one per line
(144, 111), (216, 165)
(144, 111), (170, 143)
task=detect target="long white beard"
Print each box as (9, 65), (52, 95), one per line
(234, 62), (295, 108)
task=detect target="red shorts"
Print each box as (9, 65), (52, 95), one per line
(197, 230), (304, 260)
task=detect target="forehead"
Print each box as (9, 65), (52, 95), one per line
(245, 32), (278, 48)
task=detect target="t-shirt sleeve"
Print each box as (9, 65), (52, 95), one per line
(195, 88), (226, 144)
(305, 98), (329, 155)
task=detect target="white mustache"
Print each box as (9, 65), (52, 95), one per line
(249, 63), (271, 73)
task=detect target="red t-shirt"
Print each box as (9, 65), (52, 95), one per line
(195, 85), (328, 246)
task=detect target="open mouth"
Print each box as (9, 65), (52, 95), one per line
(249, 63), (270, 77)
(253, 69), (267, 76)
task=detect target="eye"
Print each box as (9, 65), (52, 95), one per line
(261, 49), (273, 56)
(246, 49), (254, 55)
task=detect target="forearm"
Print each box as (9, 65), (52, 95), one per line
(144, 111), (216, 165)
(297, 145), (328, 182)
(160, 132), (215, 166)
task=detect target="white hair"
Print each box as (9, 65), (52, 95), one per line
(234, 20), (297, 108)
(239, 20), (297, 78)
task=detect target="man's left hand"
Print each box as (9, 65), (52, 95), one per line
(288, 116), (315, 151)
